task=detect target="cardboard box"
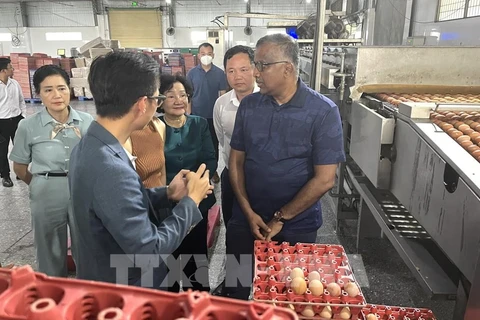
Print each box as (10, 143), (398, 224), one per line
(70, 77), (89, 88)
(71, 68), (83, 78)
(73, 87), (85, 97)
(84, 87), (93, 99)
(79, 37), (105, 55)
(74, 58), (86, 68)
(86, 48), (113, 59)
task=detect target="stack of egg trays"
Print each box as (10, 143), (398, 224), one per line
(361, 304), (437, 320)
(0, 265), (298, 320)
(253, 240), (366, 319)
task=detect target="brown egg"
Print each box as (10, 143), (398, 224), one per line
(461, 140), (474, 149)
(430, 113), (438, 119)
(435, 114), (446, 121)
(366, 314), (378, 320)
(475, 124), (480, 132)
(447, 128), (457, 135)
(474, 136), (480, 144)
(464, 128), (475, 135)
(442, 123), (454, 131)
(309, 279), (324, 296)
(458, 124), (470, 132)
(344, 282), (360, 297)
(470, 132), (480, 139)
(464, 120), (474, 125)
(457, 135), (471, 142)
(445, 112), (456, 119)
(467, 145), (480, 153)
(291, 277), (307, 295)
(326, 282), (342, 297)
(470, 122), (480, 129)
(472, 150), (480, 157)
(450, 130), (463, 139)
(454, 122), (465, 129)
(301, 305), (315, 317)
(339, 307), (352, 320)
(320, 305), (333, 319)
(452, 115), (462, 120)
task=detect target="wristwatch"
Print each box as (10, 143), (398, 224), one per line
(273, 210), (288, 223)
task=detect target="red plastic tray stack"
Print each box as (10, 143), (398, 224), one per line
(253, 241), (366, 319)
(361, 304), (437, 320)
(0, 265), (298, 320)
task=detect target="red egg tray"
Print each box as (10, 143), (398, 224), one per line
(253, 241), (366, 319)
(361, 304), (437, 320)
(0, 265), (298, 320)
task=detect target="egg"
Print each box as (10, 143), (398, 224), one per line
(458, 124), (470, 132)
(450, 130), (463, 139)
(470, 122), (480, 129)
(457, 135), (471, 143)
(472, 150), (480, 158)
(308, 271), (321, 282)
(460, 140), (474, 149)
(470, 132), (480, 139)
(339, 307), (351, 319)
(290, 267), (304, 279)
(474, 136), (480, 144)
(454, 122), (465, 129)
(442, 123), (454, 131)
(301, 305), (315, 317)
(319, 305), (333, 319)
(467, 145), (480, 153)
(475, 124), (480, 132)
(366, 314), (378, 320)
(326, 282), (342, 297)
(290, 277), (307, 295)
(463, 128), (475, 135)
(464, 120), (474, 125)
(344, 282), (360, 297)
(445, 112), (456, 119)
(435, 114), (446, 121)
(309, 279), (324, 296)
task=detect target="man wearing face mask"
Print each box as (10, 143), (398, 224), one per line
(187, 43), (228, 183)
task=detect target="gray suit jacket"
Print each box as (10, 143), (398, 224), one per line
(68, 121), (202, 288)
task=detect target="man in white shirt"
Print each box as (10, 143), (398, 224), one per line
(213, 46), (259, 226)
(0, 58), (26, 187)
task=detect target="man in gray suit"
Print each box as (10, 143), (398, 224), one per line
(68, 51), (213, 289)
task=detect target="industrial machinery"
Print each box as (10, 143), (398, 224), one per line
(329, 46), (480, 320)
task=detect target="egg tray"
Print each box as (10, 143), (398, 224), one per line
(374, 93), (480, 107)
(361, 304), (437, 320)
(253, 241), (366, 319)
(0, 265), (297, 320)
(429, 110), (480, 162)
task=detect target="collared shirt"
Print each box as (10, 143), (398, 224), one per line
(213, 85), (260, 169)
(123, 147), (137, 169)
(9, 107), (94, 173)
(187, 64), (228, 119)
(68, 121), (202, 287)
(0, 78), (26, 119)
(230, 79), (346, 233)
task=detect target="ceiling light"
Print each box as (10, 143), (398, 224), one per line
(166, 0), (171, 3)
(306, 0), (311, 3)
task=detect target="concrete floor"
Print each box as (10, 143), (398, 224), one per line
(0, 101), (455, 319)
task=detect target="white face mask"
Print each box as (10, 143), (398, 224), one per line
(200, 55), (213, 65)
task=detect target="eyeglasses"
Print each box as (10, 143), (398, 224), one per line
(147, 95), (167, 106)
(254, 61), (290, 72)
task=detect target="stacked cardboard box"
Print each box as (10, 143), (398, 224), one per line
(15, 56), (36, 99)
(183, 54), (197, 74)
(70, 59), (91, 99)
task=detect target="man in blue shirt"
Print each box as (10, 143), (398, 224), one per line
(68, 51), (213, 289)
(223, 34), (346, 300)
(187, 43), (228, 183)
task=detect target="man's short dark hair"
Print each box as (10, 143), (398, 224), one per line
(198, 42), (214, 52)
(223, 45), (254, 70)
(88, 51), (160, 119)
(33, 65), (70, 94)
(0, 58), (11, 72)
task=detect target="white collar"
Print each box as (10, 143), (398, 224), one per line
(123, 147), (137, 169)
(229, 84), (260, 107)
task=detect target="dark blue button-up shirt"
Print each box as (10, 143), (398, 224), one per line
(187, 64), (228, 119)
(230, 79), (346, 234)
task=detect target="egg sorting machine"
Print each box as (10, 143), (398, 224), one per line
(332, 46), (480, 320)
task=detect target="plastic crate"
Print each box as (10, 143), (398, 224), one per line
(361, 304), (437, 320)
(253, 241), (366, 319)
(0, 265), (298, 320)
